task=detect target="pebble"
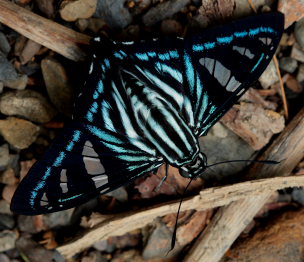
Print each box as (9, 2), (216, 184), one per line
(142, 223), (172, 259)
(291, 42), (304, 63)
(41, 57), (74, 116)
(18, 215), (42, 234)
(20, 39), (41, 65)
(128, 0), (151, 16)
(95, 0), (132, 29)
(81, 251), (108, 262)
(0, 168), (18, 185)
(0, 90), (57, 123)
(0, 32), (11, 56)
(43, 209), (74, 229)
(259, 59), (279, 88)
(279, 57), (298, 73)
(160, 19), (184, 35)
(0, 200), (12, 215)
(0, 214), (15, 230)
(292, 188), (304, 205)
(296, 64), (304, 84)
(0, 254), (10, 262)
(35, 0), (55, 19)
(278, 0), (304, 28)
(0, 54), (18, 81)
(142, 0), (190, 26)
(0, 144), (10, 172)
(0, 117), (40, 150)
(16, 235), (55, 262)
(87, 18), (107, 33)
(60, 0), (97, 22)
(3, 74), (28, 90)
(0, 230), (17, 252)
(284, 74), (303, 94)
(295, 17), (304, 49)
(76, 18), (89, 32)
(2, 184), (17, 203)
(234, 0), (275, 18)
(199, 122), (255, 180)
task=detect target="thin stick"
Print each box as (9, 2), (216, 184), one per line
(184, 107), (304, 262)
(247, 0), (257, 13)
(57, 174), (304, 259)
(0, 0), (91, 61)
(273, 55), (289, 119)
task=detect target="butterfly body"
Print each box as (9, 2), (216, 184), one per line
(11, 12), (284, 215)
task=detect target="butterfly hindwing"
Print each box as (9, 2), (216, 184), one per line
(11, 122), (162, 215)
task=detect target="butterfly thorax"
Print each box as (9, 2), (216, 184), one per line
(179, 152), (207, 178)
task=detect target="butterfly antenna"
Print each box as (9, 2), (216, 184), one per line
(207, 159), (280, 168)
(167, 178), (193, 255)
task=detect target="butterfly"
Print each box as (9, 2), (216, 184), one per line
(11, 12), (284, 215)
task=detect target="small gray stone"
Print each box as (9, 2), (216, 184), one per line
(20, 39), (41, 65)
(279, 57), (298, 73)
(295, 17), (304, 49)
(143, 224), (172, 259)
(0, 90), (57, 123)
(0, 230), (17, 252)
(259, 59), (279, 88)
(43, 209), (74, 229)
(0, 144), (10, 171)
(291, 42), (304, 63)
(0, 54), (18, 81)
(0, 32), (11, 56)
(41, 57), (74, 116)
(0, 254), (10, 262)
(16, 235), (54, 262)
(3, 75), (28, 90)
(18, 216), (40, 234)
(292, 188), (304, 205)
(0, 200), (12, 215)
(95, 0), (132, 29)
(297, 64), (304, 84)
(142, 0), (190, 26)
(0, 214), (15, 230)
(0, 117), (40, 150)
(199, 122), (255, 180)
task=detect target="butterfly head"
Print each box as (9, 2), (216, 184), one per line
(179, 152), (207, 179)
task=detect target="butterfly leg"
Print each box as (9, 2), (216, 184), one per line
(154, 163), (169, 192)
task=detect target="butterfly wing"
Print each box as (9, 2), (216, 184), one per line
(113, 12), (284, 137)
(11, 48), (163, 215)
(11, 121), (163, 215)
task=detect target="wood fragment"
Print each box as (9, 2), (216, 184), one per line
(273, 55), (289, 119)
(184, 107), (304, 262)
(0, 0), (91, 61)
(57, 174), (304, 258)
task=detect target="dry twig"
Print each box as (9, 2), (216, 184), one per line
(57, 174), (304, 259)
(0, 0), (91, 61)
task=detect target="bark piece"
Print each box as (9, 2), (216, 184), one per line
(221, 102), (285, 150)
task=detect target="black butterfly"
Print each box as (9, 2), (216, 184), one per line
(11, 12), (284, 215)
